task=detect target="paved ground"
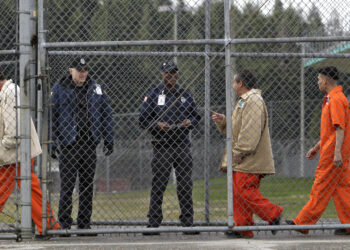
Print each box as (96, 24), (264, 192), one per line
(0, 230), (349, 250)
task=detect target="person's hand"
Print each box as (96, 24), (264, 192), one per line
(219, 166), (227, 173)
(211, 110), (225, 123)
(306, 147), (318, 160)
(334, 151), (343, 168)
(158, 122), (171, 132)
(233, 154), (243, 164)
(51, 146), (58, 159)
(180, 119), (192, 128)
(103, 142), (114, 156)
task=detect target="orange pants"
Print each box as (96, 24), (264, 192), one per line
(294, 161), (350, 233)
(233, 171), (283, 237)
(0, 160), (60, 234)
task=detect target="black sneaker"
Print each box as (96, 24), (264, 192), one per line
(58, 227), (71, 237)
(334, 229), (350, 235)
(77, 226), (98, 237)
(77, 233), (98, 237)
(183, 231), (200, 235)
(59, 234), (71, 238)
(270, 216), (281, 235)
(34, 234), (51, 240)
(225, 231), (253, 239)
(285, 220), (308, 235)
(142, 225), (160, 236)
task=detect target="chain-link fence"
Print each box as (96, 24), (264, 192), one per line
(0, 0), (20, 239)
(1, 0), (350, 239)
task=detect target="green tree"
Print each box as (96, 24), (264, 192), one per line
(327, 9), (343, 36)
(307, 4), (325, 36)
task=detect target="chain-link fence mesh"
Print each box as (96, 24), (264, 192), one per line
(47, 54), (227, 227)
(0, 0), (19, 235)
(42, 0), (350, 235)
(1, 0), (350, 238)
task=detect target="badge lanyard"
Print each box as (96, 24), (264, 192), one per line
(158, 90), (166, 106)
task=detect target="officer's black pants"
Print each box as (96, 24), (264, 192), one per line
(58, 140), (97, 229)
(148, 141), (194, 227)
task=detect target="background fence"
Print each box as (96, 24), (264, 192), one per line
(1, 0), (350, 239)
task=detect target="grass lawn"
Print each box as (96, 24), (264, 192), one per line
(1, 176), (339, 226)
(57, 176), (338, 223)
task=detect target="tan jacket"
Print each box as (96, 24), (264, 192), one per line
(216, 89), (275, 174)
(0, 80), (42, 166)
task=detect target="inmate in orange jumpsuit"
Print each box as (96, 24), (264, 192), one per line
(233, 172), (283, 237)
(293, 86), (350, 233)
(0, 160), (60, 234)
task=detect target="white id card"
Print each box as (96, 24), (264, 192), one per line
(158, 94), (166, 105)
(94, 84), (103, 95)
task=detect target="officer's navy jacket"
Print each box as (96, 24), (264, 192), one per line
(139, 84), (201, 144)
(51, 75), (114, 147)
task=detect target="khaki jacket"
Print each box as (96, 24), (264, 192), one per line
(216, 89), (275, 174)
(0, 80), (42, 166)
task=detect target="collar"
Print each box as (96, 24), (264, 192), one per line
(326, 85), (342, 98)
(1, 79), (14, 91)
(239, 89), (262, 100)
(61, 75), (92, 90)
(160, 83), (182, 95)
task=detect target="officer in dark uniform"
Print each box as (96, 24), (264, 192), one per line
(51, 58), (114, 236)
(139, 61), (201, 235)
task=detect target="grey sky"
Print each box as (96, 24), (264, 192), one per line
(182, 0), (350, 31)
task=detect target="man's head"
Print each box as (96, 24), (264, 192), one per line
(317, 66), (338, 93)
(0, 70), (6, 86)
(69, 58), (89, 86)
(233, 70), (256, 96)
(160, 61), (178, 90)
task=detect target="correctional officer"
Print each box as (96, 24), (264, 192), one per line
(139, 61), (201, 235)
(51, 58), (114, 236)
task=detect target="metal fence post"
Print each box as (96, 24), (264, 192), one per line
(300, 43), (305, 177)
(38, 0), (49, 235)
(19, 0), (35, 239)
(224, 0), (234, 229)
(204, 0), (211, 224)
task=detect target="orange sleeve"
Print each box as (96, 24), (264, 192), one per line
(329, 96), (346, 130)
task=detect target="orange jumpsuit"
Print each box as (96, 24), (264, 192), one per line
(294, 86), (350, 233)
(0, 160), (60, 234)
(233, 171), (283, 237)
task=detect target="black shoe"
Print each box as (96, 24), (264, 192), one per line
(334, 229), (350, 235)
(34, 234), (51, 240)
(76, 233), (98, 237)
(59, 234), (71, 238)
(183, 231), (200, 235)
(142, 225), (160, 236)
(58, 227), (71, 237)
(225, 231), (253, 239)
(270, 216), (281, 235)
(77, 226), (98, 237)
(285, 220), (308, 235)
(182, 225), (200, 235)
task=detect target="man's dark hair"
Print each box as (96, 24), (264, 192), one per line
(318, 66), (339, 81)
(0, 70), (5, 81)
(236, 70), (256, 89)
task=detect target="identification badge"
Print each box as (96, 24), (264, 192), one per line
(181, 96), (186, 103)
(238, 100), (245, 108)
(94, 84), (103, 95)
(158, 92), (166, 106)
